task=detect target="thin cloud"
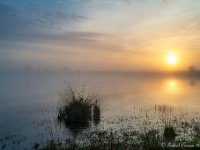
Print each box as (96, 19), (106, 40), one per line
(0, 2), (88, 42)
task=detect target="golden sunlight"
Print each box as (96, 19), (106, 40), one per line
(165, 79), (178, 93)
(166, 55), (177, 65)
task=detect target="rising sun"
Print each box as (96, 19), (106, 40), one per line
(167, 55), (177, 65)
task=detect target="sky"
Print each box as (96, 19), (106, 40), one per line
(0, 0), (199, 72)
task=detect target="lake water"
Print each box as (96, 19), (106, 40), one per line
(0, 73), (200, 149)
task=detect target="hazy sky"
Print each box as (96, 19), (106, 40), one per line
(0, 0), (199, 71)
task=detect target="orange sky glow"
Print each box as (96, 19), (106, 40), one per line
(0, 0), (199, 72)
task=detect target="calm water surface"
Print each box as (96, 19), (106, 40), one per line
(0, 73), (200, 148)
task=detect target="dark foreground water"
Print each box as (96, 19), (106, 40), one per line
(0, 72), (200, 149)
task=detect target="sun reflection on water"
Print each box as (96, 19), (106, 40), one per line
(169, 80), (176, 88)
(165, 79), (179, 94)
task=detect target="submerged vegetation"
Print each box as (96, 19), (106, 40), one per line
(163, 125), (177, 143)
(1, 86), (200, 150)
(39, 126), (200, 150)
(33, 86), (200, 150)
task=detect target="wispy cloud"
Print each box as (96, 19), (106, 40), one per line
(0, 0), (199, 71)
(0, 2), (87, 42)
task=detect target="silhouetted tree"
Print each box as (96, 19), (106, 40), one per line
(188, 65), (197, 72)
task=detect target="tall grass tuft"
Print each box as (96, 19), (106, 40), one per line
(57, 85), (101, 135)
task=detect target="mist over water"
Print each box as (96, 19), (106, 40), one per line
(1, 0), (200, 149)
(1, 72), (200, 148)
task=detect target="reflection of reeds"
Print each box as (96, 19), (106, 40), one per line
(2, 88), (200, 150)
(57, 85), (101, 135)
(38, 102), (200, 149)
(2, 102), (200, 149)
(154, 104), (173, 114)
(93, 100), (101, 126)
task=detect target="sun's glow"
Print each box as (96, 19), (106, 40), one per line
(164, 79), (179, 94)
(169, 81), (176, 87)
(167, 55), (177, 65)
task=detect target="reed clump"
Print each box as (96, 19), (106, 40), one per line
(57, 86), (101, 133)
